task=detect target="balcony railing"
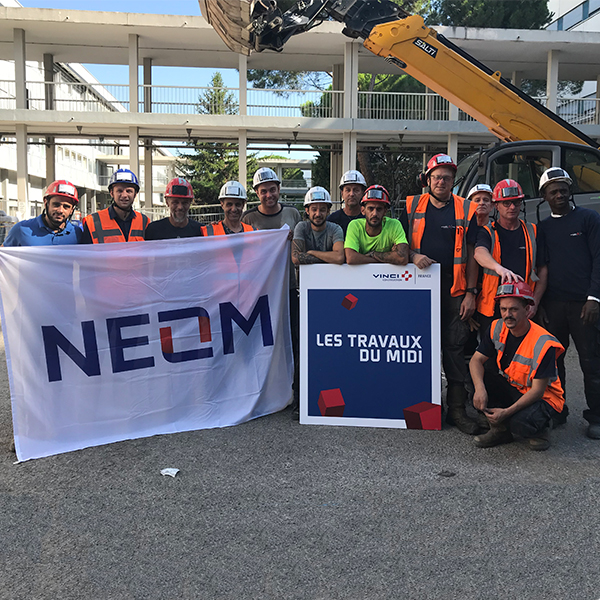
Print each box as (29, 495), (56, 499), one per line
(1, 80), (598, 126)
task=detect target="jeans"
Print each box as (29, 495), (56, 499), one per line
(484, 369), (557, 438)
(441, 291), (471, 386)
(543, 299), (600, 424)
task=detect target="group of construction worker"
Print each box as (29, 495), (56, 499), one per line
(3, 154), (599, 452)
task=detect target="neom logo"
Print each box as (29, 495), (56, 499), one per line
(41, 295), (274, 382)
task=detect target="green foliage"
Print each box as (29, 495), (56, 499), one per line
(247, 70), (307, 90)
(178, 72), (257, 205)
(311, 149), (331, 190)
(421, 0), (552, 29)
(197, 72), (237, 115)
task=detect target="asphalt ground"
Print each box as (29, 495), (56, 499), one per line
(1, 328), (600, 600)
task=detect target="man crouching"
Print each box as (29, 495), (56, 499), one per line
(469, 281), (565, 451)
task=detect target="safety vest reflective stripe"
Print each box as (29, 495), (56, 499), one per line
(405, 193), (474, 297)
(90, 212), (122, 243)
(477, 220), (538, 317)
(85, 208), (148, 243)
(490, 319), (565, 412)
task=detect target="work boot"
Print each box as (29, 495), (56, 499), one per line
(445, 384), (480, 435)
(528, 428), (550, 451)
(474, 424), (513, 448)
(475, 411), (491, 431)
(586, 423), (600, 439)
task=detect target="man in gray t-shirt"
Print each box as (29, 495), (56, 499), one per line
(292, 186), (344, 265)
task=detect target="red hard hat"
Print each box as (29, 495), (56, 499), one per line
(494, 281), (535, 305)
(43, 180), (79, 205)
(361, 185), (390, 206)
(425, 153), (457, 177)
(492, 179), (525, 203)
(165, 178), (194, 199)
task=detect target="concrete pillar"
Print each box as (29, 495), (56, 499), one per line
(595, 74), (600, 125)
(511, 71), (523, 89)
(449, 103), (459, 121)
(342, 132), (357, 174)
(144, 139), (153, 208)
(143, 57), (152, 113)
(45, 137), (55, 185)
(546, 50), (560, 112)
(332, 63), (343, 118)
(14, 28), (27, 109)
(238, 54), (247, 116)
(90, 189), (97, 214)
(43, 53), (54, 110)
(43, 53), (56, 180)
(0, 169), (8, 213)
(129, 34), (139, 113)
(238, 129), (247, 188)
(16, 124), (28, 219)
(330, 146), (343, 200)
(129, 127), (140, 207)
(447, 134), (458, 162)
(425, 87), (434, 120)
(344, 41), (359, 119)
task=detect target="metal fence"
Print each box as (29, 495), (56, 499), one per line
(1, 80), (599, 126)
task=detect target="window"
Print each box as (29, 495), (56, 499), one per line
(564, 148), (600, 194)
(488, 151), (553, 199)
(563, 4), (584, 29)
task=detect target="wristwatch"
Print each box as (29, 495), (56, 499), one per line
(466, 287), (479, 295)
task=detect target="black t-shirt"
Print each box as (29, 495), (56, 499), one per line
(144, 218), (203, 240)
(400, 200), (478, 277)
(477, 323), (556, 379)
(327, 209), (364, 238)
(538, 207), (600, 302)
(476, 222), (545, 279)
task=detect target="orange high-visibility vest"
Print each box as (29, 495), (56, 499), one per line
(478, 220), (539, 317)
(405, 193), (476, 297)
(490, 319), (565, 413)
(201, 221), (255, 236)
(84, 208), (149, 243)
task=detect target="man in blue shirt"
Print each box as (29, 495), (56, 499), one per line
(4, 180), (82, 246)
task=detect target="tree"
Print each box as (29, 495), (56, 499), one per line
(420, 0), (552, 29)
(178, 72), (257, 206)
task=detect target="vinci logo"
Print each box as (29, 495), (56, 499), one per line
(372, 270), (414, 282)
(41, 295), (274, 382)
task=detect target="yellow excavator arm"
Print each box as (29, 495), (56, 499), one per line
(200, 0), (598, 149)
(365, 14), (597, 147)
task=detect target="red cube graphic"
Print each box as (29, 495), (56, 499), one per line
(342, 294), (358, 311)
(403, 402), (441, 430)
(318, 388), (346, 417)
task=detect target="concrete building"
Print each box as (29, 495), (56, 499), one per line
(1, 4), (600, 219)
(548, 0), (600, 31)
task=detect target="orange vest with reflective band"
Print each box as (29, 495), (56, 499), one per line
(84, 208), (149, 243)
(490, 319), (565, 413)
(201, 221), (255, 236)
(405, 193), (476, 297)
(478, 220), (539, 317)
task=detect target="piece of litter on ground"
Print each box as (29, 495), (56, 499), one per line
(160, 468), (180, 478)
(437, 470), (456, 478)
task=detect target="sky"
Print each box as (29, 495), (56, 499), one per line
(19, 0), (202, 15)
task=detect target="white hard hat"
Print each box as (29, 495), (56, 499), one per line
(467, 183), (493, 200)
(219, 181), (247, 201)
(339, 170), (367, 189)
(539, 167), (573, 194)
(304, 186), (332, 206)
(253, 167), (280, 189)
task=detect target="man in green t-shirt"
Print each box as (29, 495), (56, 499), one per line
(344, 185), (409, 265)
